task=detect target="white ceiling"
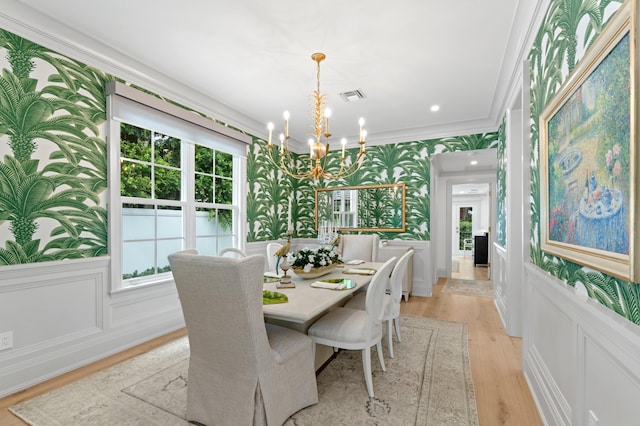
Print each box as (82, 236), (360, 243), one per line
(6, 0), (538, 174)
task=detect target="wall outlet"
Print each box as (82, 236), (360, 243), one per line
(0, 331), (13, 351)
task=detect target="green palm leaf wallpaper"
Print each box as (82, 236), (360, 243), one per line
(496, 117), (507, 247)
(247, 135), (498, 242)
(527, 0), (640, 326)
(0, 29), (109, 264)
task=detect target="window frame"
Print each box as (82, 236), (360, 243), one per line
(106, 82), (249, 292)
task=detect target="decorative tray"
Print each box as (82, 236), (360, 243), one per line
(263, 290), (288, 304)
(291, 264), (337, 279)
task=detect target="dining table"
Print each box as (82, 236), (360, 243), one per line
(263, 261), (384, 369)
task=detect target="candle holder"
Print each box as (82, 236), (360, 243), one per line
(318, 219), (338, 248)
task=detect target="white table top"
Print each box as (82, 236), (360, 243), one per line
(262, 262), (382, 323)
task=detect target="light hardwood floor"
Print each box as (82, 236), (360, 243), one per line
(1, 263), (541, 425)
(405, 255), (542, 425)
(452, 254), (490, 281)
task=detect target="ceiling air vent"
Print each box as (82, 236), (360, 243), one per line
(339, 89), (366, 102)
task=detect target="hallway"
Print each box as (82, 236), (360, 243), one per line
(452, 255), (491, 281)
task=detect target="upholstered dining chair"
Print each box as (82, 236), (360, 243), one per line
(218, 247), (247, 258)
(345, 249), (414, 358)
(266, 242), (283, 273)
(307, 257), (396, 398)
(338, 234), (380, 262)
(168, 250), (318, 425)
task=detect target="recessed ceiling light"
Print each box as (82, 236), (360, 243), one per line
(470, 160), (478, 165)
(430, 105), (440, 112)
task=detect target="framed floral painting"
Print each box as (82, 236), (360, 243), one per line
(539, 1), (639, 282)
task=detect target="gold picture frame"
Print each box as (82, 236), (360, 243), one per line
(539, 0), (639, 282)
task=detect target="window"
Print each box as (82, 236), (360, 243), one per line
(119, 124), (183, 282)
(107, 82), (250, 290)
(332, 189), (356, 227)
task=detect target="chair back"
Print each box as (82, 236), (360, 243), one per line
(168, 251), (268, 375)
(266, 242), (283, 272)
(218, 247), (247, 258)
(388, 249), (414, 315)
(365, 257), (396, 326)
(339, 234), (380, 261)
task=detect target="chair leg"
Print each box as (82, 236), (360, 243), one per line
(394, 317), (402, 343)
(376, 342), (386, 372)
(386, 320), (394, 358)
(362, 348), (374, 398)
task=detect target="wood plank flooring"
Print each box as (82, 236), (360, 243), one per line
(401, 256), (541, 425)
(1, 259), (541, 425)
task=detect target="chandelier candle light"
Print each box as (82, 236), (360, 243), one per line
(266, 52), (367, 180)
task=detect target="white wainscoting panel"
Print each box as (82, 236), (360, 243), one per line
(109, 284), (181, 329)
(493, 244), (507, 328)
(523, 264), (640, 426)
(580, 329), (639, 425)
(0, 257), (185, 397)
(1, 269), (102, 348)
(386, 240), (431, 298)
(493, 241), (524, 337)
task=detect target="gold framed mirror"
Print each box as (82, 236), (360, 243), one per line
(315, 183), (406, 232)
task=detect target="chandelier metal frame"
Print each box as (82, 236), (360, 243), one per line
(266, 52), (366, 180)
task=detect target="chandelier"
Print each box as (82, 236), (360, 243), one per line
(266, 52), (367, 180)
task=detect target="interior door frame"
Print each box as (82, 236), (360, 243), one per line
(442, 174), (496, 281)
(429, 150), (497, 287)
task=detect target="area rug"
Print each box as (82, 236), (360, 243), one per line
(10, 316), (478, 426)
(442, 278), (494, 297)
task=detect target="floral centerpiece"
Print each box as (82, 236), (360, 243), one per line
(288, 247), (341, 279)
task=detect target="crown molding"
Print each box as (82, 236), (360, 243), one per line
(0, 1), (267, 139)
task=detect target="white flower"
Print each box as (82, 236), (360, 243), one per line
(319, 259), (327, 266)
(303, 264), (313, 272)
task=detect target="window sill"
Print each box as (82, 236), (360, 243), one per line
(110, 274), (175, 297)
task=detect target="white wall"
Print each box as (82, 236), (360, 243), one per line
(523, 263), (640, 425)
(0, 258), (185, 397)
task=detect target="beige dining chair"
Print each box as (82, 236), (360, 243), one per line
(307, 257), (396, 398)
(345, 249), (414, 358)
(168, 250), (318, 425)
(338, 234), (380, 262)
(218, 247), (247, 258)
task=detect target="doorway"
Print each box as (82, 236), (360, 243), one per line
(451, 183), (491, 280)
